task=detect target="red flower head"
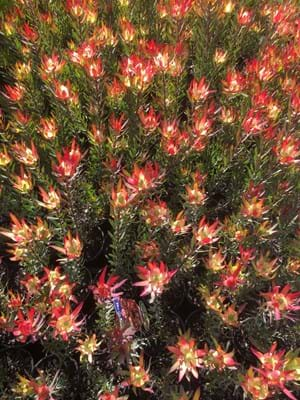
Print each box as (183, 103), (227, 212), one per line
(192, 110), (214, 138)
(167, 331), (205, 382)
(125, 162), (162, 193)
(237, 8), (253, 26)
(138, 107), (160, 132)
(51, 231), (82, 259)
(141, 199), (170, 226)
(205, 343), (238, 371)
(41, 52), (65, 76)
(109, 113), (128, 136)
(98, 387), (127, 400)
(52, 139), (82, 180)
(217, 262), (244, 290)
(251, 342), (298, 400)
(20, 274), (41, 297)
(253, 253), (278, 280)
(2, 84), (24, 102)
(242, 109), (268, 135)
(273, 134), (300, 165)
(85, 57), (104, 79)
(106, 78), (126, 100)
(0, 213), (32, 244)
(128, 353), (153, 392)
(66, 0), (88, 18)
(134, 261), (177, 303)
(20, 22), (39, 42)
(90, 266), (127, 303)
(11, 165), (33, 193)
(11, 140), (39, 166)
(222, 69), (246, 94)
(50, 301), (84, 341)
(38, 186), (61, 210)
(260, 284), (300, 321)
(194, 217), (220, 246)
(119, 18), (136, 42)
(53, 80), (78, 104)
(188, 77), (215, 103)
(111, 180), (134, 209)
(39, 117), (58, 140)
(241, 367), (269, 400)
(13, 308), (44, 343)
(157, 0), (194, 19)
(120, 55), (156, 92)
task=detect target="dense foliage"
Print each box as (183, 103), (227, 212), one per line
(0, 1), (300, 399)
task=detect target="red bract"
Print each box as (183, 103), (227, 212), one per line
(128, 353), (153, 393)
(273, 135), (300, 165)
(78, 41), (97, 60)
(0, 213), (32, 244)
(217, 262), (244, 290)
(192, 110), (214, 138)
(241, 367), (269, 400)
(0, 145), (11, 167)
(106, 78), (126, 100)
(11, 165), (33, 193)
(20, 22), (39, 42)
(120, 55), (156, 92)
(251, 343), (298, 400)
(185, 179), (206, 205)
(291, 92), (300, 114)
(241, 197), (268, 219)
(188, 77), (215, 103)
(89, 266), (127, 303)
(38, 186), (61, 210)
(237, 8), (253, 26)
(111, 180), (133, 209)
(194, 217), (220, 246)
(51, 231), (82, 259)
(167, 331), (205, 382)
(66, 0), (88, 18)
(98, 387), (127, 400)
(142, 41), (186, 76)
(157, 0), (194, 19)
(52, 139), (82, 180)
(89, 124), (105, 144)
(13, 110), (31, 126)
(40, 53), (65, 76)
(205, 343), (237, 371)
(141, 199), (170, 226)
(53, 79), (78, 103)
(2, 84), (24, 102)
(134, 261), (177, 303)
(50, 301), (84, 341)
(222, 69), (246, 94)
(160, 119), (180, 140)
(109, 113), (128, 135)
(39, 117), (58, 140)
(260, 284), (300, 321)
(162, 130), (190, 155)
(85, 57), (104, 79)
(11, 140), (39, 166)
(8, 291), (23, 309)
(138, 107), (160, 132)
(125, 162), (162, 193)
(13, 308), (44, 343)
(242, 109), (268, 135)
(253, 254), (278, 280)
(119, 18), (136, 42)
(20, 274), (41, 297)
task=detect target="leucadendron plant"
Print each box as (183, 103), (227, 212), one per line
(0, 0), (299, 399)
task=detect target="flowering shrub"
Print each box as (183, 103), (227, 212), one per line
(0, 0), (300, 399)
